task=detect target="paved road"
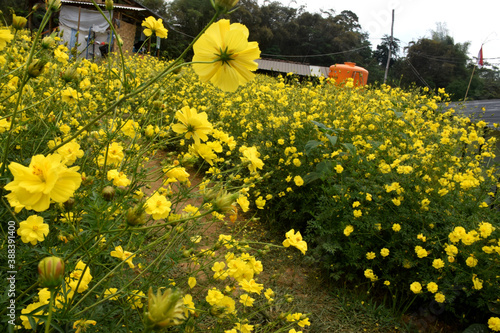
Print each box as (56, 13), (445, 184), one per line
(447, 99), (500, 127)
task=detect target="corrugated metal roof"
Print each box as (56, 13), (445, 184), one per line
(61, 0), (146, 11)
(256, 59), (329, 77)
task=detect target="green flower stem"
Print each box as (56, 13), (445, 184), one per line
(91, 0), (128, 86)
(48, 8), (222, 155)
(44, 289), (56, 333)
(71, 225), (176, 315)
(102, 210), (214, 233)
(0, 8), (53, 177)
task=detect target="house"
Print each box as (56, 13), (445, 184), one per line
(49, 0), (163, 59)
(256, 59), (330, 78)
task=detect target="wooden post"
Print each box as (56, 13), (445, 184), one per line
(384, 9), (395, 84)
(77, 7), (81, 32)
(463, 65), (476, 101)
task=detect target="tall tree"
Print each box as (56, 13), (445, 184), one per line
(399, 26), (469, 95)
(373, 35), (400, 68)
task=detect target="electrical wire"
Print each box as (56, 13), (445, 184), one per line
(261, 45), (371, 58)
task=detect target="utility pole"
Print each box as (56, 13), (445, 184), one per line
(384, 9), (395, 84)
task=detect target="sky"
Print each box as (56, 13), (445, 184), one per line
(266, 0), (500, 67)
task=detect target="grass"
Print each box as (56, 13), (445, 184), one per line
(215, 217), (422, 333)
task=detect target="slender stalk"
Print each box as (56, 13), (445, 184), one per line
(44, 289), (56, 333)
(0, 8), (53, 176)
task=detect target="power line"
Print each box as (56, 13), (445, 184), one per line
(261, 45), (370, 58)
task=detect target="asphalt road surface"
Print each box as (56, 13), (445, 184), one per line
(447, 99), (500, 127)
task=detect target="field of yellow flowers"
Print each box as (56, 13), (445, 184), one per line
(1, 1), (500, 332)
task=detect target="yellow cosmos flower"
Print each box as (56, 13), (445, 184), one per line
(488, 317), (500, 332)
(239, 293), (255, 307)
(427, 282), (438, 293)
(172, 106), (212, 144)
(104, 288), (120, 300)
(0, 28), (14, 50)
(432, 258), (445, 269)
(142, 16), (168, 38)
(110, 246), (136, 268)
(17, 215), (49, 245)
(343, 225), (354, 236)
(472, 274), (483, 290)
(67, 260), (92, 293)
(73, 319), (96, 333)
(145, 192), (172, 220)
(98, 142), (125, 166)
(240, 146), (264, 172)
(435, 293), (445, 303)
(107, 169), (131, 187)
(239, 279), (264, 294)
(5, 154), (82, 212)
(188, 277), (197, 289)
(410, 281), (422, 294)
(192, 19), (260, 92)
(57, 140), (84, 165)
(283, 229), (307, 255)
(190, 143), (217, 165)
(294, 175), (304, 186)
(236, 195), (250, 212)
(128, 290), (145, 309)
(21, 302), (45, 329)
(183, 294), (196, 317)
(255, 196), (266, 209)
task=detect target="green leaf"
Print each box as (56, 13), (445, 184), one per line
(462, 323), (489, 333)
(325, 133), (338, 147)
(311, 120), (330, 130)
(305, 140), (323, 155)
(303, 172), (320, 184)
(488, 301), (500, 314)
(316, 160), (333, 176)
(341, 143), (356, 156)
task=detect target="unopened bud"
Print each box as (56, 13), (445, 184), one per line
(28, 59), (47, 78)
(12, 14), (27, 30)
(102, 186), (116, 201)
(209, 305), (226, 318)
(38, 256), (65, 288)
(105, 0), (114, 11)
(45, 0), (62, 11)
(214, 0), (239, 12)
(126, 206), (146, 226)
(145, 287), (185, 329)
(41, 36), (56, 49)
(63, 197), (75, 210)
(61, 67), (78, 82)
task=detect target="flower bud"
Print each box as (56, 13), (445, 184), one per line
(63, 197), (75, 210)
(45, 0), (62, 11)
(105, 0), (114, 11)
(12, 14), (28, 30)
(28, 59), (47, 78)
(61, 66), (78, 83)
(102, 186), (116, 201)
(41, 36), (56, 49)
(38, 256), (65, 288)
(145, 287), (185, 329)
(213, 0), (239, 12)
(126, 206), (146, 226)
(204, 188), (238, 214)
(209, 305), (226, 318)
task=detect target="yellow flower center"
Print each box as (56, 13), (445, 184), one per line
(32, 165), (46, 181)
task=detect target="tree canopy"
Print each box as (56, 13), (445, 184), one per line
(4, 0), (500, 100)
